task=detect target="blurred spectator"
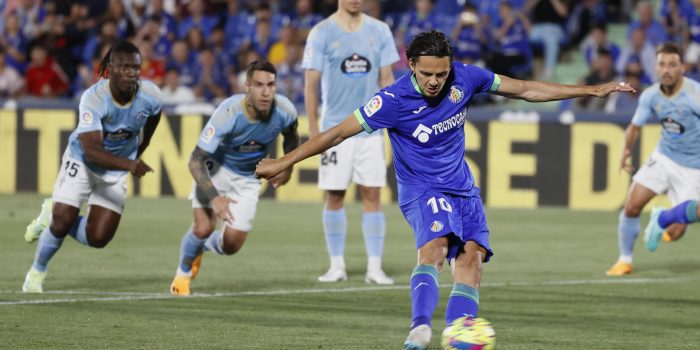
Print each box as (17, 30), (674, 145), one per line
(192, 48), (229, 103)
(161, 67), (196, 105)
(605, 70), (642, 114)
(103, 0), (135, 39)
(251, 3), (287, 41)
(135, 15), (172, 59)
(616, 27), (657, 84)
(166, 40), (196, 87)
(276, 43), (304, 113)
(268, 25), (294, 65)
(126, 0), (148, 29)
(291, 0), (322, 40)
(146, 0), (177, 41)
(1, 13), (28, 72)
(209, 25), (236, 72)
(397, 0), (446, 47)
(82, 19), (118, 67)
(661, 0), (689, 46)
(627, 1), (667, 47)
(451, 3), (486, 65)
(577, 48), (616, 110)
(224, 0), (254, 54)
(684, 0), (700, 68)
(488, 2), (532, 79)
(25, 45), (69, 97)
(525, 0), (569, 80)
(178, 0), (218, 39)
(249, 17), (275, 58)
(33, 12), (77, 82)
(567, 0), (608, 47)
(137, 41), (165, 86)
(184, 27), (206, 63)
(0, 49), (25, 97)
(13, 0), (46, 40)
(581, 22), (620, 66)
(64, 2), (97, 55)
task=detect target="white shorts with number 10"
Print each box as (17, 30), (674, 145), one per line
(318, 134), (386, 190)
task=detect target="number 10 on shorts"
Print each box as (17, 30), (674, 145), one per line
(427, 196), (452, 214)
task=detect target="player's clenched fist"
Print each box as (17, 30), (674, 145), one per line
(255, 158), (285, 179)
(129, 159), (153, 177)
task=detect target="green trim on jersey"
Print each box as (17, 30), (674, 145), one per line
(410, 74), (425, 95)
(354, 109), (374, 133)
(490, 74), (502, 92)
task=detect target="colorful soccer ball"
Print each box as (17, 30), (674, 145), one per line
(441, 316), (496, 350)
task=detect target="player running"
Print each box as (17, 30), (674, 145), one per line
(606, 43), (700, 276)
(22, 40), (163, 293)
(169, 61), (299, 296)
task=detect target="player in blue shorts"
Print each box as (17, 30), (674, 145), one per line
(169, 61), (299, 296)
(255, 31), (633, 349)
(606, 43), (700, 276)
(22, 40), (163, 293)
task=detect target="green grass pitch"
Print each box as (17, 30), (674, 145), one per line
(1, 193), (699, 349)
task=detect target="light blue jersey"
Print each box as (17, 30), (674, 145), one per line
(70, 79), (162, 177)
(302, 14), (399, 133)
(197, 94), (297, 177)
(632, 77), (700, 169)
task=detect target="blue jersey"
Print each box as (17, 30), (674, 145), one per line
(197, 94), (297, 177)
(70, 79), (162, 177)
(354, 63), (500, 205)
(632, 77), (700, 169)
(302, 14), (399, 132)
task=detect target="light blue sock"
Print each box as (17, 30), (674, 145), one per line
(410, 264), (440, 329)
(362, 212), (386, 257)
(32, 228), (64, 272)
(203, 230), (225, 255)
(618, 211), (640, 260)
(445, 283), (479, 325)
(323, 208), (346, 257)
(178, 228), (206, 274)
(67, 216), (89, 246)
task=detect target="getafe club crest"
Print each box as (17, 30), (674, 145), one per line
(449, 86), (464, 103)
(430, 220), (444, 233)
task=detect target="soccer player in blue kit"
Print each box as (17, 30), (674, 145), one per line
(169, 61), (299, 296)
(22, 41), (163, 293)
(256, 31), (634, 349)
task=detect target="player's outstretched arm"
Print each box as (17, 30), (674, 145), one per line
(189, 146), (234, 223)
(494, 74), (636, 102)
(79, 131), (153, 177)
(268, 121), (301, 188)
(137, 112), (162, 158)
(256, 114), (363, 179)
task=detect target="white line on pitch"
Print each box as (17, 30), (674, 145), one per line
(1, 276), (698, 306)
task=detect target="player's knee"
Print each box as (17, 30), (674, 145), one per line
(221, 229), (248, 255)
(192, 222), (215, 238)
(623, 203), (643, 217)
(49, 217), (74, 236)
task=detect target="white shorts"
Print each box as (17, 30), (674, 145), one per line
(633, 150), (700, 204)
(52, 151), (127, 214)
(685, 42), (700, 64)
(189, 162), (260, 232)
(318, 134), (386, 190)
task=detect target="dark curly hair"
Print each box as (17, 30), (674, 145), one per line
(406, 30), (453, 63)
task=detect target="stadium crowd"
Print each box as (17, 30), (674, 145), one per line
(1, 0), (699, 114)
